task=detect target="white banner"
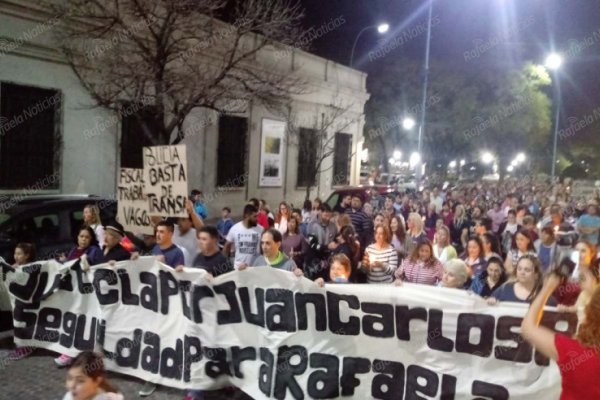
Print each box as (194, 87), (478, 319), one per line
(117, 168), (154, 235)
(1, 258), (576, 399)
(143, 145), (188, 217)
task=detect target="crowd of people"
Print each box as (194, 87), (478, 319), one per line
(4, 177), (600, 399)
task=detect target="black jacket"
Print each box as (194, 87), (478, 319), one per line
(100, 244), (131, 263)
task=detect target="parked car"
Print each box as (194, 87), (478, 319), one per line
(325, 185), (394, 211)
(0, 195), (117, 263)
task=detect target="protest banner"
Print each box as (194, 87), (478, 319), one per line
(1, 258), (574, 399)
(117, 168), (154, 235)
(143, 145), (188, 217)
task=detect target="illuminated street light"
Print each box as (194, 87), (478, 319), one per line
(388, 157), (395, 165)
(393, 150), (402, 160)
(481, 152), (494, 164)
(459, 159), (466, 166)
(409, 152), (421, 169)
(448, 160), (457, 169)
(511, 159), (518, 167)
(545, 53), (563, 71)
(507, 165), (514, 172)
(377, 23), (390, 34)
(402, 117), (416, 130)
(516, 153), (526, 163)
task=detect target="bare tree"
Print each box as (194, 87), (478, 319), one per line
(286, 101), (360, 201)
(44, 0), (307, 144)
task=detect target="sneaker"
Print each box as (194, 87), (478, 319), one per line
(138, 382), (157, 397)
(6, 347), (31, 361)
(54, 354), (73, 367)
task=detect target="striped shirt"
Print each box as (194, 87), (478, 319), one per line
(395, 258), (443, 285)
(362, 244), (398, 283)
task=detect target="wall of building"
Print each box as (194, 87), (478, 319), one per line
(0, 0), (369, 218)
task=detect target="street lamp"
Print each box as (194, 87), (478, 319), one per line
(516, 153), (526, 163)
(349, 23), (390, 67)
(448, 160), (457, 169)
(393, 150), (402, 160)
(402, 117), (416, 131)
(409, 152), (421, 169)
(459, 159), (466, 167)
(481, 152), (495, 164)
(545, 53), (563, 184)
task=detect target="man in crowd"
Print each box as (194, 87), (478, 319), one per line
(173, 201), (204, 265)
(382, 196), (396, 220)
(431, 186), (444, 213)
(309, 203), (337, 248)
(224, 204), (263, 269)
(177, 226), (233, 278)
(347, 194), (371, 246)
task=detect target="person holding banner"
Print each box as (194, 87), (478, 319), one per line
(488, 255), (556, 305)
(439, 258), (471, 289)
(246, 228), (303, 276)
(315, 254), (352, 286)
(6, 242), (36, 361)
(59, 226), (103, 266)
(470, 256), (507, 298)
(521, 272), (600, 400)
(99, 222), (132, 264)
(176, 226), (233, 278)
(152, 220), (185, 268)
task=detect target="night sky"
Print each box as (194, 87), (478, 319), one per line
(299, 0), (600, 130)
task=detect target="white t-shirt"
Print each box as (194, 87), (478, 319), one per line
(173, 227), (198, 266)
(275, 217), (288, 235)
(226, 222), (264, 268)
(90, 224), (105, 247)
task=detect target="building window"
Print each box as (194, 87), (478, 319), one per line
(217, 115), (247, 187)
(333, 132), (352, 186)
(120, 105), (161, 169)
(0, 82), (61, 189)
(296, 128), (318, 187)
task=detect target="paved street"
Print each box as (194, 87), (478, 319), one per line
(0, 343), (253, 400)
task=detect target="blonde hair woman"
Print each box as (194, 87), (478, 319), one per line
(83, 204), (104, 247)
(405, 212), (427, 255)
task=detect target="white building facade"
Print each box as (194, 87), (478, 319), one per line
(0, 0), (369, 216)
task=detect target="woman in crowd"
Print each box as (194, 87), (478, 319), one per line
(315, 254), (352, 286)
(282, 214), (309, 269)
(439, 259), (471, 289)
(463, 236), (488, 276)
(83, 204), (104, 247)
(521, 273), (600, 399)
(450, 204), (470, 254)
(424, 203), (438, 241)
(60, 226), (103, 266)
(360, 224), (398, 284)
(395, 240), (443, 286)
(390, 215), (408, 261)
(331, 225), (361, 282)
(433, 225), (457, 263)
(504, 228), (537, 274)
(488, 255), (555, 305)
(470, 256), (507, 298)
(62, 351), (123, 400)
(405, 212), (427, 255)
(274, 201), (290, 235)
(7, 243), (37, 361)
(481, 232), (502, 261)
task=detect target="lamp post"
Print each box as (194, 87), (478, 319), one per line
(545, 53), (563, 184)
(349, 23), (389, 67)
(416, 0), (434, 184)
